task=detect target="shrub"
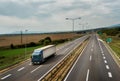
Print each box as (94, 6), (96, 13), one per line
(10, 44), (15, 49)
(39, 37), (52, 45)
(27, 42), (36, 47)
(43, 40), (50, 45)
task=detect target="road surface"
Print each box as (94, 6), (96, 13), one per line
(0, 35), (89, 81)
(64, 34), (120, 81)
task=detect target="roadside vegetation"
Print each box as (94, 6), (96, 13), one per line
(98, 27), (120, 58)
(0, 35), (82, 70)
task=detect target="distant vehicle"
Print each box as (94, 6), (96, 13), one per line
(31, 45), (56, 64)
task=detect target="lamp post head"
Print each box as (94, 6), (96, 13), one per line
(66, 18), (69, 20)
(78, 17), (81, 19)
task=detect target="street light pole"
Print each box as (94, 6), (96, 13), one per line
(72, 19), (74, 32)
(25, 30), (28, 59)
(66, 17), (81, 32)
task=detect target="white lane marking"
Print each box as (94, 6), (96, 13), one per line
(101, 51), (104, 54)
(104, 60), (107, 64)
(92, 44), (94, 47)
(106, 65), (110, 69)
(90, 55), (92, 61)
(1, 74), (12, 80)
(102, 53), (105, 56)
(17, 67), (25, 71)
(86, 69), (90, 81)
(65, 48), (69, 52)
(91, 49), (93, 51)
(31, 65), (42, 73)
(29, 63), (32, 65)
(98, 38), (104, 54)
(103, 56), (106, 59)
(108, 72), (112, 78)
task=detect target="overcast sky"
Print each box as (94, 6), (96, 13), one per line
(0, 0), (120, 34)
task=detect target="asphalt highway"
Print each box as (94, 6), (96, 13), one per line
(0, 35), (89, 81)
(64, 34), (120, 81)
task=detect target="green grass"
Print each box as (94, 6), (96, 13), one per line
(0, 45), (42, 70)
(110, 44), (120, 57)
(109, 37), (120, 58)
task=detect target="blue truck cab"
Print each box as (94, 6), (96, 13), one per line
(31, 50), (44, 64)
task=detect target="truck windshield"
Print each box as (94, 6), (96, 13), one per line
(32, 52), (40, 55)
(32, 52), (41, 60)
(33, 55), (40, 60)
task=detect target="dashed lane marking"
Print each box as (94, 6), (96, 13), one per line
(17, 67), (25, 72)
(90, 56), (92, 61)
(91, 49), (93, 51)
(102, 53), (105, 56)
(29, 63), (32, 65)
(92, 45), (94, 47)
(108, 72), (112, 78)
(106, 65), (110, 69)
(103, 56), (106, 59)
(1, 74), (12, 80)
(104, 60), (108, 64)
(86, 69), (90, 81)
(31, 65), (42, 73)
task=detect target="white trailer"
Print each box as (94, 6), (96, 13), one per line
(31, 45), (56, 64)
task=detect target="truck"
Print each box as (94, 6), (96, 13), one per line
(31, 45), (56, 64)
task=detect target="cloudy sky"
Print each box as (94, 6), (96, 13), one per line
(0, 0), (120, 34)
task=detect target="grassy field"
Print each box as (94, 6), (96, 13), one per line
(100, 34), (120, 58)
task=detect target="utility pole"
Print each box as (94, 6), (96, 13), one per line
(25, 30), (28, 59)
(20, 30), (23, 45)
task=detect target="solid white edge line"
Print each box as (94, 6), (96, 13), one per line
(63, 38), (90, 81)
(86, 69), (90, 81)
(1, 74), (12, 80)
(108, 72), (112, 78)
(37, 37), (87, 81)
(106, 65), (110, 69)
(31, 65), (42, 73)
(17, 67), (25, 71)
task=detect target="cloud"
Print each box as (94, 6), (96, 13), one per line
(0, 0), (120, 34)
